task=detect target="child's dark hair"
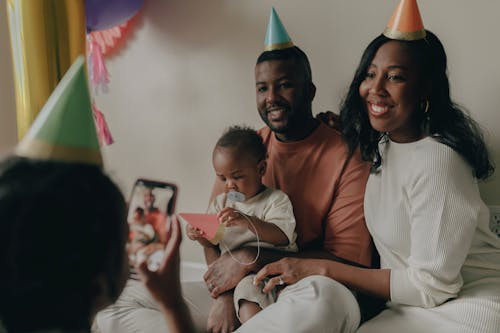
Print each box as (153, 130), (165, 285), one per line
(0, 157), (126, 332)
(215, 126), (267, 162)
(135, 207), (145, 216)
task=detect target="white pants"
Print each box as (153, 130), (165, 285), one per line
(96, 275), (360, 333)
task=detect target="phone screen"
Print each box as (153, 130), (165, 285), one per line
(127, 178), (177, 277)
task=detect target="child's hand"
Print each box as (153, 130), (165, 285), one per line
(185, 224), (214, 248)
(186, 223), (205, 240)
(218, 208), (249, 229)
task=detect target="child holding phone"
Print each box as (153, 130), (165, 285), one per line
(187, 126), (298, 323)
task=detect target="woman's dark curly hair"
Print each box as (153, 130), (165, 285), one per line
(338, 30), (494, 179)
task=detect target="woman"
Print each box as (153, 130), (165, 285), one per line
(254, 28), (500, 333)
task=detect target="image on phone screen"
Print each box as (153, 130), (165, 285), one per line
(127, 179), (177, 277)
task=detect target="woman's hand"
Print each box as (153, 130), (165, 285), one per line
(253, 257), (321, 293)
(218, 207), (248, 229)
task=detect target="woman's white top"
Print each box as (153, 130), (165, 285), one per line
(363, 137), (500, 333)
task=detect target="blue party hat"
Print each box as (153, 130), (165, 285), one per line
(264, 7), (294, 51)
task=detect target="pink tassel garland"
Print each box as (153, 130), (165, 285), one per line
(92, 102), (114, 146)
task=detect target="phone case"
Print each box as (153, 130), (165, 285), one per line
(127, 178), (177, 277)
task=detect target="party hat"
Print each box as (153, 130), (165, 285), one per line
(383, 0), (426, 41)
(264, 7), (294, 51)
(15, 56), (103, 166)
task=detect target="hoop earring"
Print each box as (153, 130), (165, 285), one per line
(420, 99), (431, 135)
(421, 99), (430, 114)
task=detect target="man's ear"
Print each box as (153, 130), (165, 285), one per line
(258, 160), (267, 176)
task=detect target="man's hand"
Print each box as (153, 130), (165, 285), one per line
(316, 110), (339, 129)
(204, 248), (256, 298)
(206, 293), (240, 333)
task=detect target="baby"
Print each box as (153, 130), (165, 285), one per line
(130, 207), (157, 245)
(187, 125), (297, 323)
(128, 207), (158, 265)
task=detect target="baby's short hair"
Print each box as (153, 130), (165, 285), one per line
(135, 207), (145, 216)
(215, 125), (267, 162)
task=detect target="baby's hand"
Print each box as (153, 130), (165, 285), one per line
(186, 223), (204, 240)
(185, 224), (214, 248)
(218, 208), (248, 229)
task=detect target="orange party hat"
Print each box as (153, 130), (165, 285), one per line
(383, 0), (426, 41)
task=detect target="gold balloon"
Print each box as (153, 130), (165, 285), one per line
(6, 0), (86, 139)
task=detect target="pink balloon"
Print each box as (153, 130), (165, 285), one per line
(85, 0), (144, 32)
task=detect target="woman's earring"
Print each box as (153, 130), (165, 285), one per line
(420, 99), (431, 134)
(421, 99), (430, 123)
(422, 99), (430, 114)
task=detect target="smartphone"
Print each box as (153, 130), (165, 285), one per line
(127, 178), (177, 277)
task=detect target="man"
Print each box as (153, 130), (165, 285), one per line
(200, 9), (371, 332)
(97, 9), (372, 333)
(143, 187), (159, 213)
(142, 186), (167, 241)
(202, 53), (371, 333)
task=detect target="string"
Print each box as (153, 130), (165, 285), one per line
(219, 209), (260, 266)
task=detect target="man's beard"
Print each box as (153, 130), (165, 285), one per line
(260, 105), (293, 133)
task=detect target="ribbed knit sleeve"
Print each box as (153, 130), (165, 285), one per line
(390, 142), (481, 307)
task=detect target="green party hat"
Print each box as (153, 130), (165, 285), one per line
(264, 7), (294, 51)
(15, 56), (102, 165)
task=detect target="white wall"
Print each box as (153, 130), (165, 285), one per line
(1, 1), (499, 262)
